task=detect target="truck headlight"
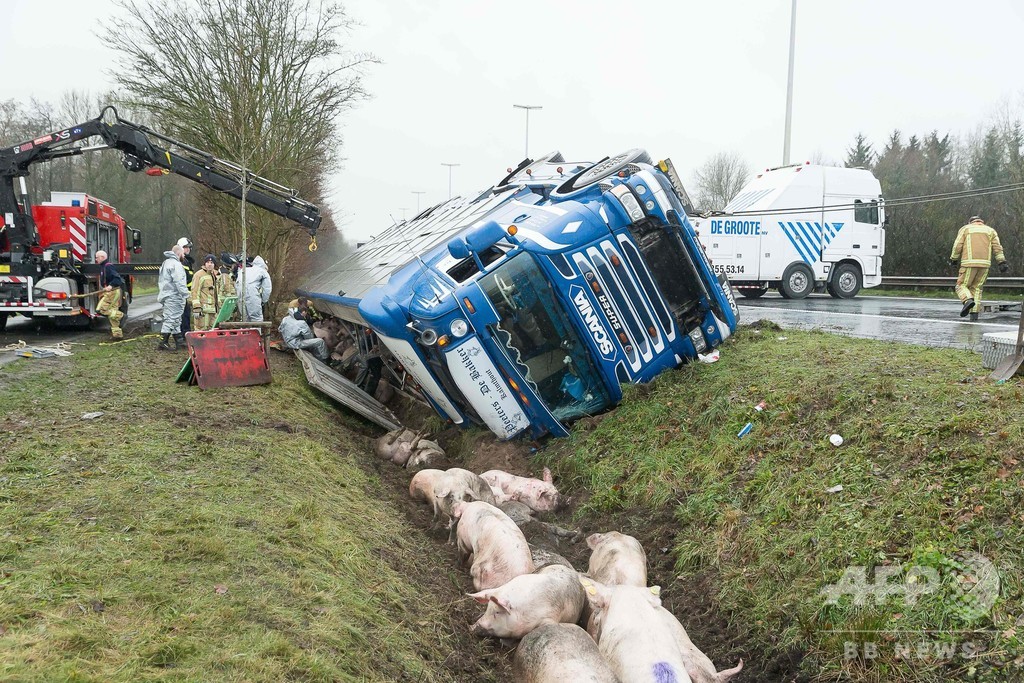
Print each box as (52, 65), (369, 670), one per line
(688, 327), (707, 352)
(610, 184), (645, 222)
(450, 319), (468, 337)
(419, 328), (438, 346)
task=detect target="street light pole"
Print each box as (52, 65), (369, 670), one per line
(513, 104), (542, 159)
(411, 190), (426, 213)
(441, 163), (460, 199)
(783, 0), (797, 165)
(399, 207), (409, 221)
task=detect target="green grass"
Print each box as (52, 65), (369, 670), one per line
(0, 343), (471, 682)
(543, 325), (1024, 681)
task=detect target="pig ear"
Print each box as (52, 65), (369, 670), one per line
(586, 533), (604, 549)
(434, 487), (450, 500)
(468, 590), (491, 605)
(578, 577), (610, 609)
(543, 467), (553, 483)
(489, 594), (512, 613)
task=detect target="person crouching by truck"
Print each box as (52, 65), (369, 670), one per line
(157, 244), (189, 350)
(279, 304), (329, 361)
(94, 250), (124, 340)
(949, 215), (1009, 320)
(190, 254), (220, 331)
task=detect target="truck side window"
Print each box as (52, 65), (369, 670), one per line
(854, 199), (879, 225)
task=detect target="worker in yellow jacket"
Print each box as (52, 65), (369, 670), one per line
(949, 216), (1008, 319)
(190, 254), (220, 331)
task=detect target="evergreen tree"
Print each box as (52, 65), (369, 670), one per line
(845, 133), (874, 168)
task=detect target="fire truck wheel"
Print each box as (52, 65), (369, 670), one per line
(553, 149), (653, 196)
(738, 287), (768, 299)
(827, 263), (862, 299)
(779, 263), (813, 299)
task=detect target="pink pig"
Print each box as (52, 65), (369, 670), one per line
(480, 467), (562, 513)
(468, 564), (586, 640)
(452, 500), (534, 591)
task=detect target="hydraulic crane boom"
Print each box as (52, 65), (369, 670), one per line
(0, 106), (321, 265)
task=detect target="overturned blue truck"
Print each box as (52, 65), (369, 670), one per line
(299, 150), (739, 439)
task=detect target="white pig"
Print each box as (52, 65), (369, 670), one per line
(433, 468), (496, 533)
(579, 580), (693, 683)
(481, 467), (562, 512)
(587, 531), (648, 587)
(468, 564), (585, 639)
(513, 623), (618, 683)
(409, 469), (444, 504)
(657, 607), (743, 683)
(452, 500), (534, 590)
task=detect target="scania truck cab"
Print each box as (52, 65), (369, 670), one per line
(300, 150), (738, 439)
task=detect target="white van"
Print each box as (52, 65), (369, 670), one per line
(691, 163), (885, 299)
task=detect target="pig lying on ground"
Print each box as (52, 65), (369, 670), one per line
(587, 531), (648, 587)
(530, 545), (575, 571)
(434, 468), (496, 540)
(469, 564), (585, 640)
(513, 623), (618, 683)
(500, 500), (582, 544)
(452, 500), (534, 590)
(374, 428), (445, 468)
(481, 467), (563, 512)
(409, 469), (444, 504)
(581, 578), (743, 683)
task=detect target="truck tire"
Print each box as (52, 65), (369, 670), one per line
(553, 149), (652, 196)
(739, 287), (768, 299)
(779, 263), (814, 299)
(0, 312), (7, 332)
(827, 263), (862, 299)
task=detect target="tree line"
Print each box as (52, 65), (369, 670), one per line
(1, 0), (374, 309)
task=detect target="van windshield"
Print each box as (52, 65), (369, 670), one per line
(480, 253), (610, 422)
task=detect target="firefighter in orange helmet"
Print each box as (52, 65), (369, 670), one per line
(949, 216), (1008, 320)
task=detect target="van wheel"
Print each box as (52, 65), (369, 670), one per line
(780, 263), (814, 299)
(739, 287), (768, 299)
(828, 263), (862, 299)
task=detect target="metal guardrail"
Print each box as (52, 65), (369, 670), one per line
(881, 276), (1024, 290)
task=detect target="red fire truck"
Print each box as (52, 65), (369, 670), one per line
(0, 191), (145, 327)
(0, 106), (322, 332)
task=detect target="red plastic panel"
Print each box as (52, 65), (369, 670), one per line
(185, 328), (272, 389)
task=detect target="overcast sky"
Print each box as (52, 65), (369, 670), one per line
(4, 0), (1024, 243)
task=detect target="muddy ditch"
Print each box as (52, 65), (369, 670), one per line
(338, 405), (810, 682)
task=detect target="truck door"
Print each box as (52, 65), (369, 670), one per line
(821, 196), (881, 276)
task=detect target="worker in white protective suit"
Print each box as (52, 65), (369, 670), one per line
(279, 308), (329, 361)
(156, 244), (190, 350)
(240, 255), (272, 322)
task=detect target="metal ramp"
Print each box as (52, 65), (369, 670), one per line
(294, 349), (401, 431)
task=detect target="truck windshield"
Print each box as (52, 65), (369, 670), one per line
(481, 253), (610, 423)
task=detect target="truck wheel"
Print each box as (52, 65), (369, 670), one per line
(828, 263), (862, 299)
(553, 149), (652, 196)
(739, 287), (768, 299)
(779, 263), (814, 299)
(0, 313), (7, 332)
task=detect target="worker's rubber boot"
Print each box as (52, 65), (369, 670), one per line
(174, 333), (186, 351)
(969, 312), (979, 322)
(960, 299), (975, 317)
(157, 333), (172, 351)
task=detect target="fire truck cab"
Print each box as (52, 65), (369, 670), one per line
(0, 192), (142, 327)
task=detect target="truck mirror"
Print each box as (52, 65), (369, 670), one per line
(464, 219), (507, 253)
(131, 228), (142, 248)
(447, 237), (471, 260)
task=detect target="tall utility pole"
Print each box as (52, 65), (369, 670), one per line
(513, 104), (542, 159)
(441, 163), (460, 199)
(782, 0), (797, 166)
(399, 207), (409, 221)
(411, 190), (426, 213)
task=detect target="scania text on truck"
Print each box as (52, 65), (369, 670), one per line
(299, 150), (739, 440)
(690, 163), (885, 299)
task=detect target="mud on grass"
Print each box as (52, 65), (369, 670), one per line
(0, 340), (505, 682)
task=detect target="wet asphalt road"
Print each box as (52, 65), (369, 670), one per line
(738, 292), (1022, 351)
(0, 294), (160, 368)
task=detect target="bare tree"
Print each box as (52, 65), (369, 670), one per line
(692, 152), (750, 212)
(108, 0), (375, 307)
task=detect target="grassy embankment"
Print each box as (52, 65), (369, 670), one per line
(0, 345), (489, 682)
(543, 324), (1024, 682)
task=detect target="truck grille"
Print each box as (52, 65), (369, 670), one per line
(571, 240), (670, 374)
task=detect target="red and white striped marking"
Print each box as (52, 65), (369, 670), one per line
(0, 276), (28, 284)
(68, 217), (87, 259)
(1, 302), (47, 308)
